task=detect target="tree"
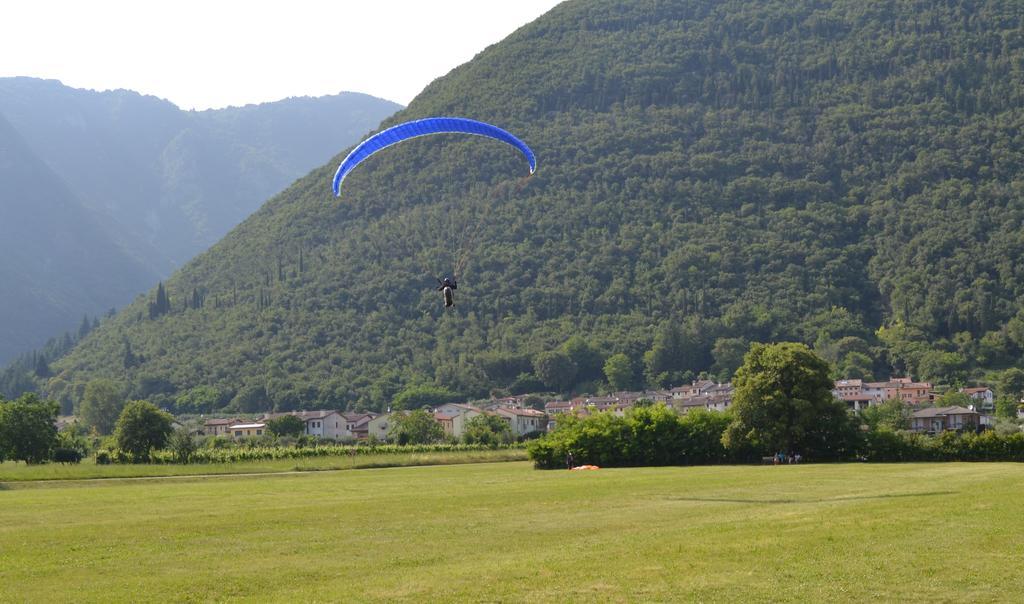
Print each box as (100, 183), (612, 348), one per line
(533, 351), (578, 393)
(148, 282), (171, 319)
(167, 429), (197, 464)
(711, 337), (749, 381)
(391, 384), (459, 410)
(174, 385), (224, 414)
(0, 393), (59, 464)
(603, 353), (634, 391)
(114, 400), (174, 462)
(722, 342), (858, 460)
(509, 372), (545, 395)
(266, 414), (306, 437)
(838, 351), (875, 381)
(229, 384), (269, 413)
(560, 336), (604, 384)
(521, 394), (545, 410)
(643, 322), (687, 387)
(78, 379), (126, 435)
(462, 413), (513, 446)
(995, 397), (1020, 420)
(859, 399), (911, 431)
(916, 350), (967, 385)
(935, 391), (971, 408)
(996, 368), (1024, 401)
(390, 409), (444, 445)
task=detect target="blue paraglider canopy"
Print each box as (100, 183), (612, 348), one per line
(332, 117), (536, 196)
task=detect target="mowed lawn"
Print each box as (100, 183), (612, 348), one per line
(2, 462), (1022, 602)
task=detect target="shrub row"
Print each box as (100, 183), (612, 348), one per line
(527, 407), (1024, 469)
(862, 429), (1024, 462)
(101, 442), (524, 465)
(527, 406), (734, 469)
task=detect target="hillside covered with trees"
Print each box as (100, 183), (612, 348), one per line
(24, 0), (1024, 413)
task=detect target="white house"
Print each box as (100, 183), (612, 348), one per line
(261, 410), (351, 440)
(434, 403), (483, 417)
(495, 407), (547, 437)
(960, 387), (995, 413)
(365, 413), (397, 442)
(203, 418), (239, 436)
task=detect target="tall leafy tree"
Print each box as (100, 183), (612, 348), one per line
(266, 415), (306, 437)
(391, 385), (460, 410)
(113, 400), (174, 462)
(995, 397), (1020, 420)
(390, 409), (444, 445)
(858, 399), (911, 431)
(996, 368), (1024, 402)
(0, 393), (59, 464)
(560, 336), (605, 385)
(603, 353), (635, 391)
(79, 379), (126, 435)
(462, 413), (513, 446)
(710, 337), (749, 381)
(533, 351), (578, 394)
(723, 342), (858, 460)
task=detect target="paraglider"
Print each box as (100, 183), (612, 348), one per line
(331, 117), (536, 309)
(331, 117), (536, 196)
(437, 276), (457, 308)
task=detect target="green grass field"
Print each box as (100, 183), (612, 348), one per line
(2, 462), (1022, 602)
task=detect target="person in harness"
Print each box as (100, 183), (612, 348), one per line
(437, 276), (457, 308)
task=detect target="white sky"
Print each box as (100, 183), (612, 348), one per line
(0, 0), (563, 110)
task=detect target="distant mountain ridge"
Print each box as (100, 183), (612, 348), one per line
(0, 112), (158, 363)
(0, 77), (403, 268)
(27, 0), (1024, 413)
(0, 78), (401, 362)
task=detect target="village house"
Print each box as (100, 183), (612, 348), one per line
(670, 381), (734, 414)
(342, 412), (377, 439)
(833, 379), (863, 400)
(883, 377), (934, 406)
(909, 406), (979, 434)
(833, 377), (936, 408)
(430, 404), (482, 439)
(261, 410), (351, 440)
(833, 379), (888, 409)
(434, 402), (484, 417)
(671, 392), (733, 414)
(203, 418), (239, 437)
(433, 412), (457, 437)
(671, 380), (717, 400)
(672, 396), (710, 415)
(581, 395), (621, 413)
(364, 413), (397, 442)
(349, 414), (376, 441)
(544, 400), (577, 415)
(495, 407), (547, 437)
(543, 400), (591, 431)
(831, 380), (876, 411)
(960, 387), (995, 413)
(227, 422), (267, 438)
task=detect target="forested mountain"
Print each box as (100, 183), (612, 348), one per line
(0, 113), (158, 364)
(0, 79), (400, 365)
(30, 0), (1024, 413)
